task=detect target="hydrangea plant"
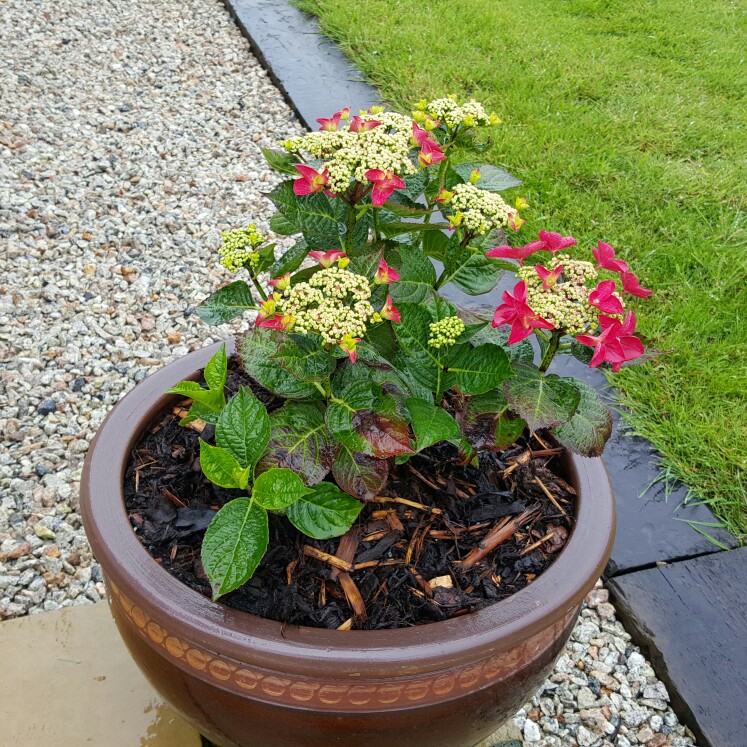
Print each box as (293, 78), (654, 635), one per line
(168, 97), (652, 600)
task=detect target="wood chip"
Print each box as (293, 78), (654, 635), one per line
(303, 545), (353, 572)
(338, 572), (366, 619)
(337, 618), (353, 631)
(428, 575), (454, 589)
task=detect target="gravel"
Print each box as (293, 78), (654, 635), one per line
(0, 1), (696, 744)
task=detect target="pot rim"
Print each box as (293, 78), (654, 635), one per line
(81, 339), (615, 678)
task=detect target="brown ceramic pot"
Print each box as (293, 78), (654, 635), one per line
(81, 340), (616, 747)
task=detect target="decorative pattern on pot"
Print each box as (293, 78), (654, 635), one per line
(109, 580), (575, 711)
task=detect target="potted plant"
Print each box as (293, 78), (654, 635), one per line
(81, 98), (652, 747)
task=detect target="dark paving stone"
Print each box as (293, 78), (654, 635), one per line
(221, 0), (379, 129)
(609, 549), (747, 747)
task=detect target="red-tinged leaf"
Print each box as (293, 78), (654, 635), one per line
(331, 446), (389, 501)
(353, 410), (414, 457)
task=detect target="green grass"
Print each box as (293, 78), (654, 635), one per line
(297, 0), (747, 538)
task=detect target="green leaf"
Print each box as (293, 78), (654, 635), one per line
(555, 381), (613, 457)
(238, 328), (321, 400)
(503, 364), (580, 431)
(571, 340), (595, 366)
(441, 239), (512, 295)
(204, 343), (227, 392)
(462, 389), (526, 451)
(326, 380), (381, 452)
(470, 324), (535, 365)
(269, 211), (299, 236)
(453, 162), (522, 192)
(392, 303), (448, 397)
(400, 169), (429, 200)
(199, 441), (250, 490)
(273, 334), (336, 382)
(257, 403), (335, 485)
(446, 343), (513, 395)
(216, 386), (270, 470)
(252, 467), (313, 510)
(179, 400), (221, 426)
(261, 147), (300, 175)
(286, 482), (363, 540)
(385, 245), (437, 285)
(165, 380), (224, 413)
(268, 181), (344, 250)
(379, 220), (450, 239)
(406, 397), (461, 451)
(254, 242), (277, 274)
(196, 281), (254, 325)
(422, 230), (449, 260)
(202, 498), (268, 599)
(269, 239), (309, 278)
(331, 446), (389, 501)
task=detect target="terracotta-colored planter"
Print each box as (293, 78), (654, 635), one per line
(81, 340), (616, 747)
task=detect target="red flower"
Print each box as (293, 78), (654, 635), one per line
(486, 241), (543, 265)
(593, 241), (629, 274)
(576, 312), (644, 371)
(292, 164), (329, 196)
(338, 334), (361, 363)
(620, 271), (652, 298)
(316, 111), (342, 132)
(418, 139), (446, 167)
(374, 257), (400, 285)
(589, 279), (624, 315)
(349, 115), (380, 133)
(379, 295), (401, 322)
(491, 281), (554, 344)
(535, 264), (563, 289)
(536, 230), (577, 253)
(309, 250), (346, 268)
(257, 314), (295, 332)
(412, 121), (430, 146)
(365, 169), (406, 207)
(268, 272), (291, 291)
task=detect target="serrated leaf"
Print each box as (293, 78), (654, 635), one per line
(269, 239), (309, 277)
(270, 211), (299, 236)
(406, 397), (460, 451)
(331, 446), (389, 501)
(440, 239), (511, 295)
(462, 389), (526, 451)
(204, 343), (227, 392)
(199, 441), (249, 489)
(446, 343), (513, 395)
(216, 386), (270, 470)
(385, 245), (437, 286)
(422, 229), (449, 260)
(503, 364), (580, 431)
(257, 403), (334, 485)
(453, 163), (522, 192)
(379, 220), (450, 239)
(196, 281), (254, 325)
(392, 303), (448, 397)
(273, 334), (336, 382)
(326, 380), (381, 452)
(554, 381), (613, 457)
(261, 147), (300, 175)
(202, 498), (268, 599)
(239, 328), (321, 400)
(286, 482), (363, 540)
(179, 400), (220, 426)
(252, 467), (313, 510)
(399, 169), (429, 200)
(354, 409), (413, 457)
(470, 324), (535, 364)
(165, 381), (224, 413)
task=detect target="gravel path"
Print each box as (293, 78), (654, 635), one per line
(0, 1), (695, 745)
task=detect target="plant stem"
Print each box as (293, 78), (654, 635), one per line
(372, 207), (380, 243)
(538, 329), (562, 373)
(249, 274), (267, 302)
(345, 203), (356, 253)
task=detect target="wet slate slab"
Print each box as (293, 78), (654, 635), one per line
(221, 0), (379, 129)
(609, 549), (747, 747)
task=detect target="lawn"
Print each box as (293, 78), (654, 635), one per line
(297, 0), (747, 538)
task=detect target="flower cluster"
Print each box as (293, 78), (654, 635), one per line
(449, 183), (514, 234)
(516, 256), (600, 335)
(428, 316), (465, 348)
(417, 96), (500, 129)
(219, 224), (266, 273)
(277, 266), (375, 345)
(284, 111), (417, 195)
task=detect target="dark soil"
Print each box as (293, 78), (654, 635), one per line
(124, 358), (576, 630)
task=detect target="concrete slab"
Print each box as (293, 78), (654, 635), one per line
(0, 602), (201, 747)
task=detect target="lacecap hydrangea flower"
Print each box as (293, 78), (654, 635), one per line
(219, 224), (266, 273)
(417, 96), (501, 129)
(449, 183), (514, 235)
